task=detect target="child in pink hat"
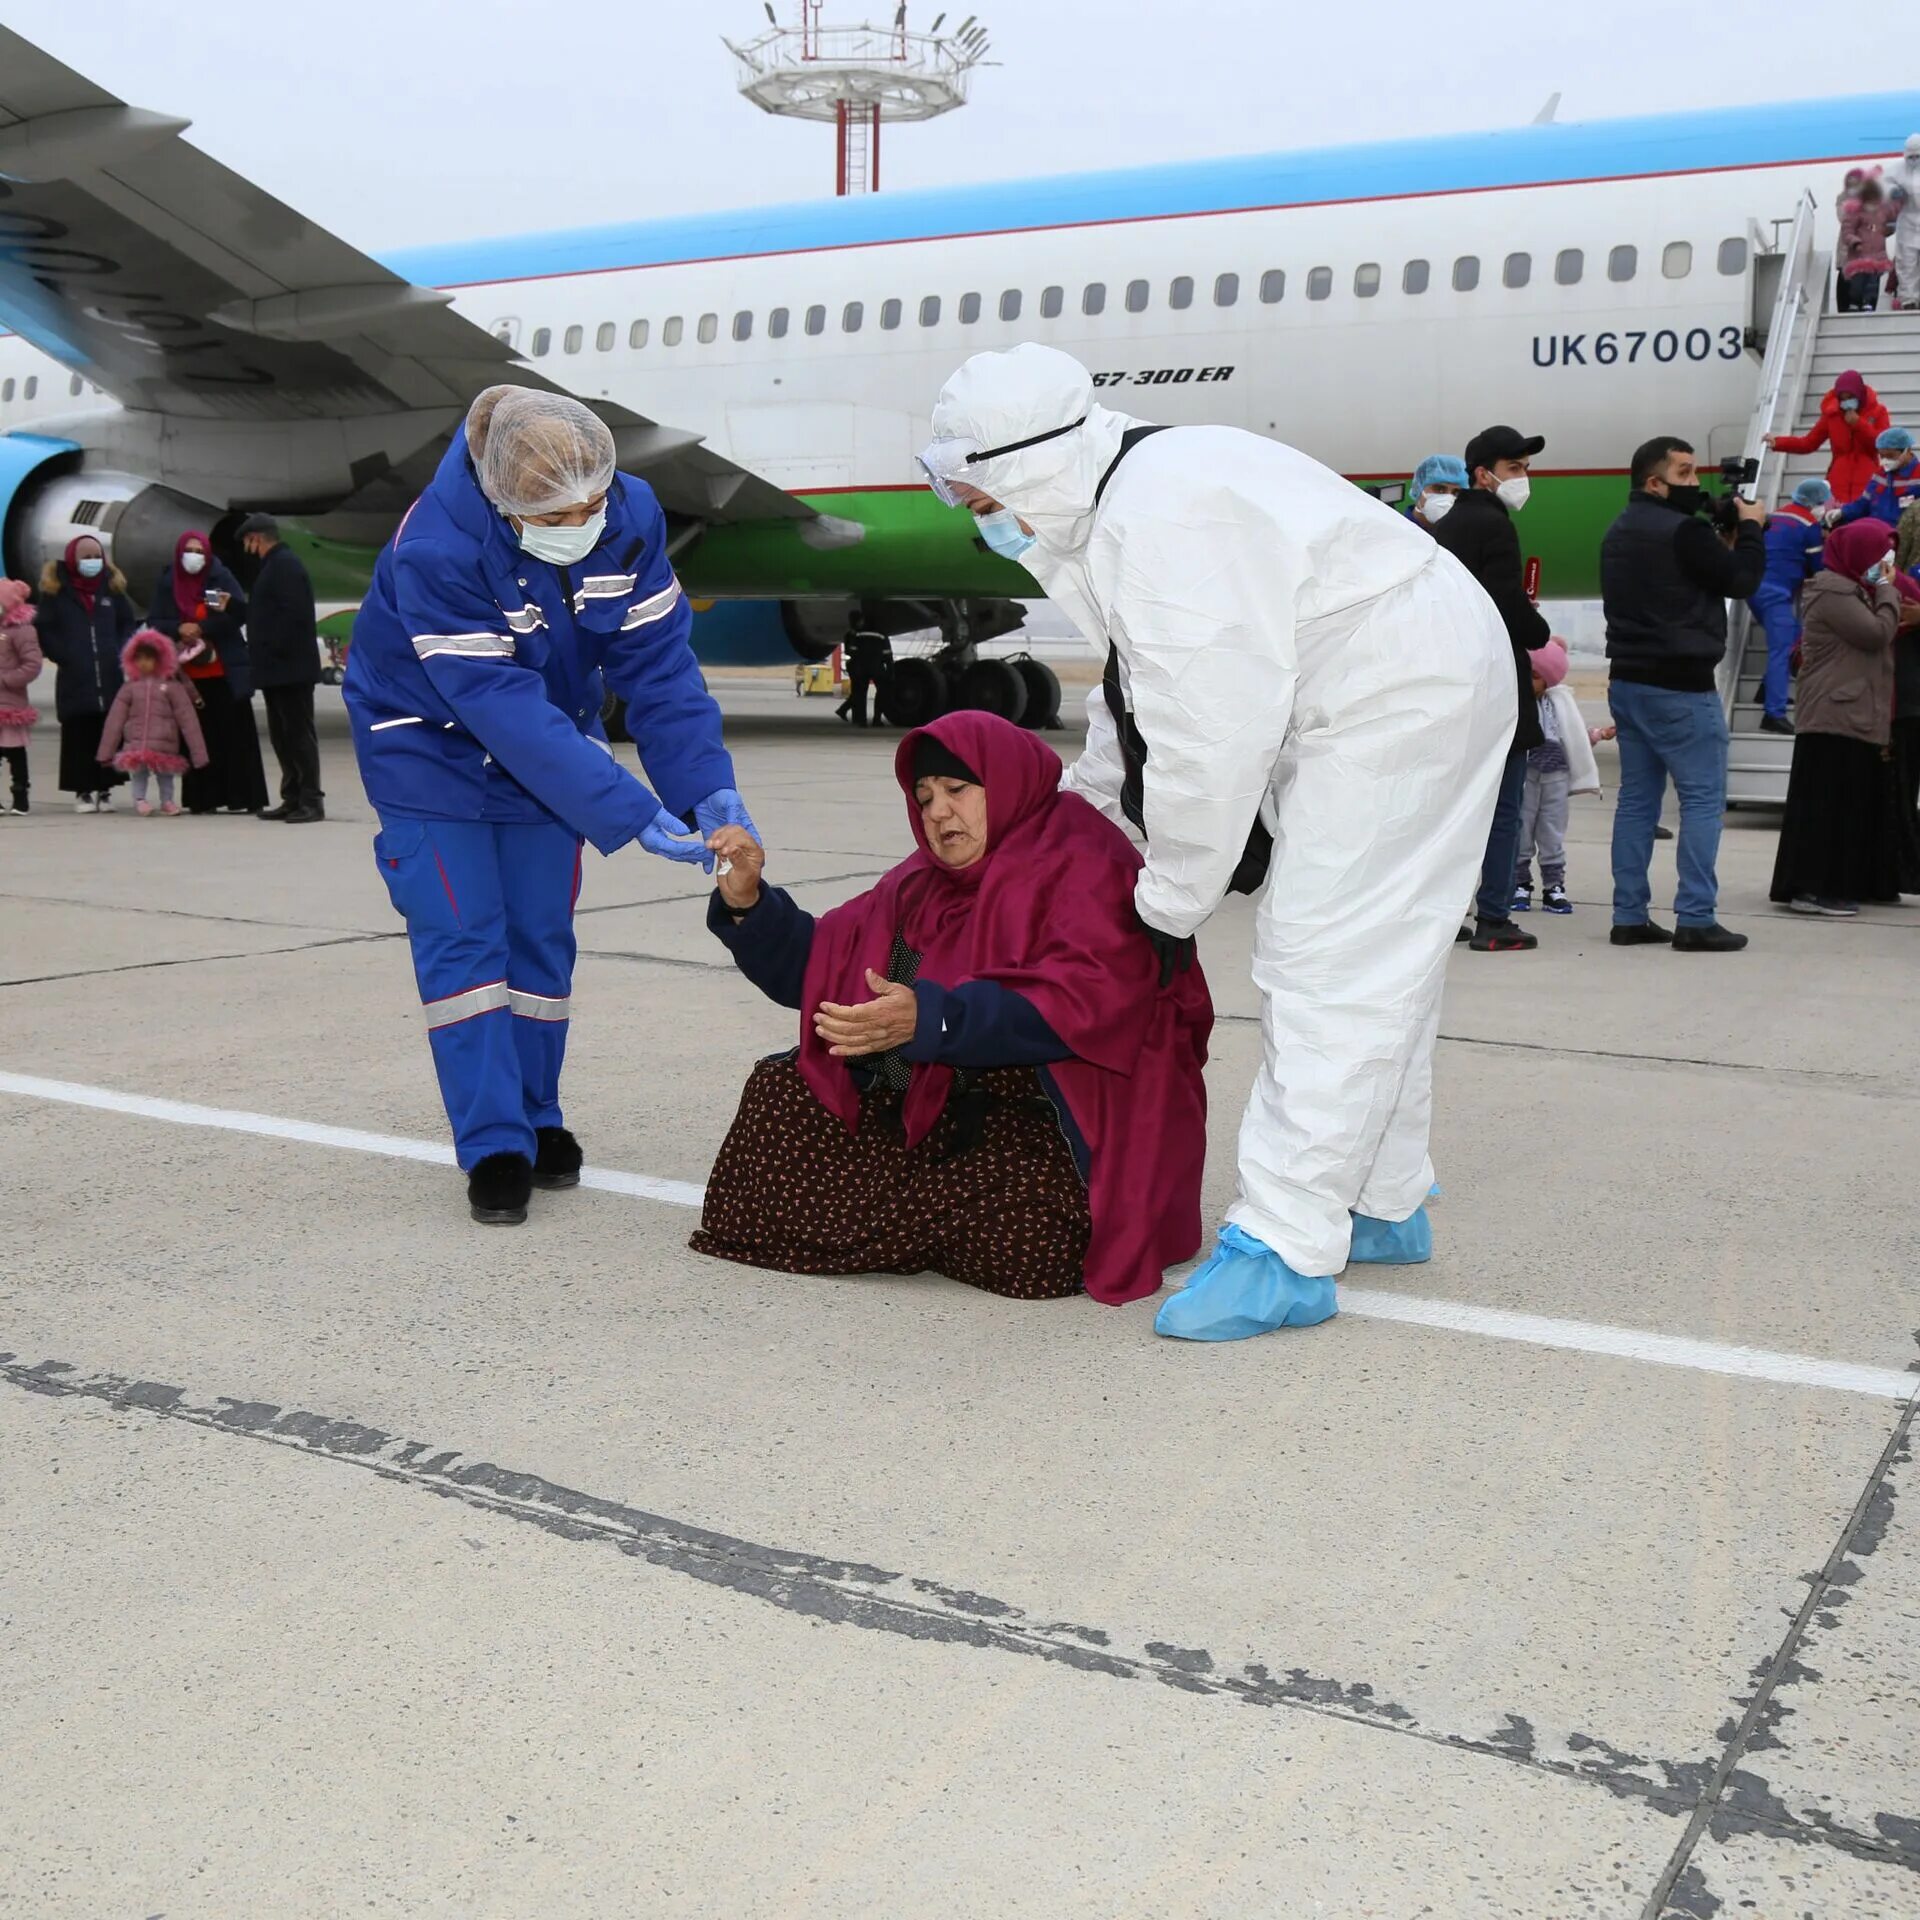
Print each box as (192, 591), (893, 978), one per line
(1512, 639), (1614, 914)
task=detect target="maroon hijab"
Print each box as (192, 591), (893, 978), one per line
(1823, 519), (1893, 584)
(171, 531), (211, 619)
(62, 536), (100, 614)
(797, 711), (1213, 1306)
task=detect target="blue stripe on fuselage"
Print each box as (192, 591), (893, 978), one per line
(383, 93), (1920, 289)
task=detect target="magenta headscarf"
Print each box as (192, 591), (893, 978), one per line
(1823, 519), (1893, 584)
(171, 531), (212, 619)
(796, 710), (1213, 1306)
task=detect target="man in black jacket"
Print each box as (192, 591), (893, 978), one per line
(1432, 424), (1552, 951)
(239, 513), (324, 822)
(1601, 437), (1766, 953)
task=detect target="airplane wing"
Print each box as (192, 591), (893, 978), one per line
(0, 27), (814, 529)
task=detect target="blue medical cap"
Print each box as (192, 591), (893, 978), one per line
(1411, 454), (1469, 495)
(1793, 477), (1832, 507)
(1877, 426), (1914, 453)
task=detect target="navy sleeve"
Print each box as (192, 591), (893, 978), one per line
(902, 979), (1071, 1068)
(1675, 516), (1767, 598)
(708, 884), (815, 1010)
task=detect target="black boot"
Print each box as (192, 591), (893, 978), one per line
(468, 1151), (533, 1224)
(533, 1125), (583, 1190)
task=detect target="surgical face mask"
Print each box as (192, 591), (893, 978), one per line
(1883, 455), (1908, 472)
(76, 556), (103, 578)
(1419, 491), (1457, 524)
(1842, 398), (1862, 413)
(1495, 475), (1531, 513)
(1866, 559), (1891, 586)
(180, 550), (206, 575)
(516, 508), (605, 566)
(974, 507), (1037, 561)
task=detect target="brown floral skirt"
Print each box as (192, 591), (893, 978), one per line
(691, 1055), (1090, 1300)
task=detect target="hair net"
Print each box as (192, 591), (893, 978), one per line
(1411, 454), (1468, 496)
(1793, 476), (1833, 508)
(1878, 426), (1915, 453)
(465, 384), (616, 517)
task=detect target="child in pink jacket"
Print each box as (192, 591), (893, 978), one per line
(96, 629), (207, 816)
(0, 577), (41, 814)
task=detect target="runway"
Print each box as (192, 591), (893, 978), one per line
(3, 681), (1918, 1918)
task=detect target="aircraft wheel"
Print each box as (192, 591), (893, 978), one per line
(954, 658), (1028, 726)
(880, 658), (947, 728)
(1012, 659), (1061, 729)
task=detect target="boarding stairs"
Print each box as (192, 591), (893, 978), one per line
(1723, 194), (1920, 803)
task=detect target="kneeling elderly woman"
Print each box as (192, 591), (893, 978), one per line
(694, 712), (1213, 1304)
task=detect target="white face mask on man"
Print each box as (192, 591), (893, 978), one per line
(1495, 475), (1531, 513)
(1418, 491), (1457, 524)
(515, 508), (606, 566)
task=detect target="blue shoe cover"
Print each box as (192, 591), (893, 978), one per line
(1154, 1224), (1338, 1342)
(1347, 1205), (1433, 1266)
(1428, 1181), (1444, 1201)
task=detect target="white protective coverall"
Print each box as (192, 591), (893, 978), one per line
(929, 345), (1515, 1276)
(1894, 135), (1920, 310)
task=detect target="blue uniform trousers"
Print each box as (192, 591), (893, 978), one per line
(372, 813), (583, 1168)
(1749, 590), (1801, 721)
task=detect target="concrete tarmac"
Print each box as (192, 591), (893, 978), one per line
(2, 682), (1917, 1919)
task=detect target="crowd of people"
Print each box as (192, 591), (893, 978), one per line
(0, 515), (323, 821)
(1832, 140), (1920, 313)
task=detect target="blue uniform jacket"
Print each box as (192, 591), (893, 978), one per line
(344, 435), (732, 854)
(1835, 459), (1920, 531)
(1753, 506), (1825, 603)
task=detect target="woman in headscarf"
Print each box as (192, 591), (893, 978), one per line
(1768, 369), (1891, 504)
(694, 710), (1213, 1305)
(35, 534), (139, 811)
(147, 530), (267, 815)
(1770, 520), (1920, 915)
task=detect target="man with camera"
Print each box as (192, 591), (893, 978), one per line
(1599, 438), (1767, 952)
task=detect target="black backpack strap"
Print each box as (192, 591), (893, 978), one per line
(1093, 423), (1172, 507)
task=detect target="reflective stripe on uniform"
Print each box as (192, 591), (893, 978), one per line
(620, 577), (683, 629)
(412, 632), (516, 661)
(369, 715), (424, 731)
(574, 573), (636, 611)
(507, 987), (571, 1022)
(502, 604), (546, 634)
(422, 980), (510, 1029)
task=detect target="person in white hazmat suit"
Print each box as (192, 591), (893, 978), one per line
(919, 345), (1514, 1342)
(1894, 135), (1920, 310)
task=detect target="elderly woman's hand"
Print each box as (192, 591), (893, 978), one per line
(710, 825), (764, 912)
(814, 969), (919, 1058)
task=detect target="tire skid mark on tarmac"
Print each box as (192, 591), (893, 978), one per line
(5, 1349), (1918, 1882)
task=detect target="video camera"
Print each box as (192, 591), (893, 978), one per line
(1718, 454), (1760, 495)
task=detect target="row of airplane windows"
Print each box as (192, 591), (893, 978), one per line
(0, 372), (95, 403)
(507, 238), (1753, 359)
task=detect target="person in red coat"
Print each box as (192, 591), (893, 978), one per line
(1769, 368), (1891, 502)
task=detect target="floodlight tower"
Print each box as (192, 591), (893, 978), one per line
(726, 4), (991, 195)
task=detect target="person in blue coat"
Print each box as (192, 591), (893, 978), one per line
(345, 385), (757, 1224)
(1749, 476), (1831, 733)
(1834, 426), (1920, 531)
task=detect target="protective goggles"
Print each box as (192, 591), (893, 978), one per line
(916, 415), (1088, 507)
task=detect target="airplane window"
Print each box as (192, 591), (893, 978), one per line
(999, 288), (1021, 321)
(563, 325), (583, 353)
(492, 322), (513, 343)
(1609, 244), (1637, 282)
(805, 305), (825, 335)
(1662, 241), (1692, 279)
(1353, 263), (1380, 298)
(1452, 255), (1479, 291)
(1554, 248), (1583, 285)
(23, 377), (34, 399)
(70, 374), (82, 396)
(1040, 284), (1063, 318)
(768, 307), (789, 338)
(733, 310), (753, 341)
(697, 313), (718, 343)
(663, 316), (684, 345)
(1307, 266), (1332, 301)
(629, 319), (649, 348)
(1403, 258), (1430, 294)
(1, 379), (12, 401)
(1083, 281), (1106, 315)
(881, 297), (902, 329)
(842, 301), (863, 333)
(1260, 268), (1285, 303)
(959, 291), (982, 323)
(919, 294), (941, 326)
(1503, 252), (1531, 288)
(1125, 278), (1149, 313)
(1169, 276), (1194, 310)
(1215, 272), (1239, 306)
(530, 327), (551, 357)
(1717, 236), (1748, 276)
(596, 322), (615, 351)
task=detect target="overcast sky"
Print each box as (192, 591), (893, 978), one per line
(4, 0), (1897, 251)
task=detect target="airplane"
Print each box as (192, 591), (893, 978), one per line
(1, 24), (1915, 724)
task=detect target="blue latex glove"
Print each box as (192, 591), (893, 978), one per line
(1154, 1223), (1338, 1342)
(694, 787), (759, 842)
(639, 807), (714, 871)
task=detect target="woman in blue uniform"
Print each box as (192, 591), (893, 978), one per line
(346, 386), (755, 1224)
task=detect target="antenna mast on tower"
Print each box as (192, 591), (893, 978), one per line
(726, 4), (992, 195)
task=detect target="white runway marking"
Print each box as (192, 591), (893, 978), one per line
(3, 1069), (1913, 1403)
